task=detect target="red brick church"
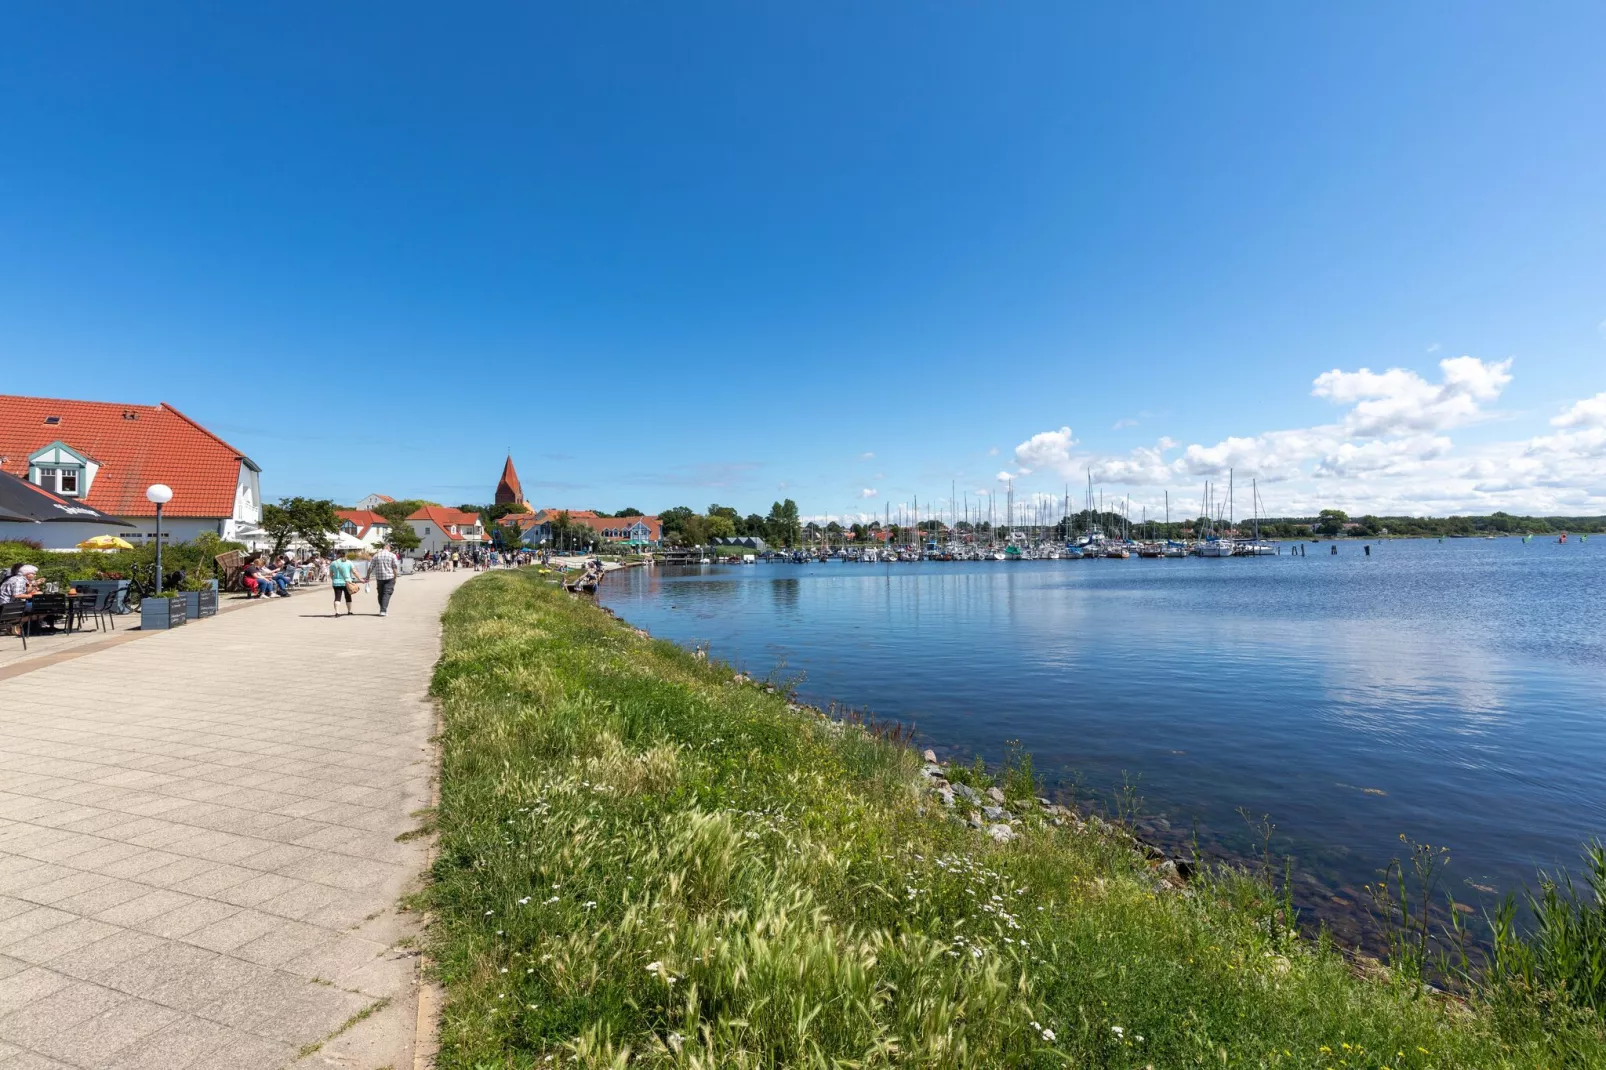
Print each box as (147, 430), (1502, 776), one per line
(494, 455), (524, 507)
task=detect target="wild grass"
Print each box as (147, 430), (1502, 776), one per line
(426, 571), (1606, 1068)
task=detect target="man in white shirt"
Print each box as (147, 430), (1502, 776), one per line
(369, 544), (401, 617)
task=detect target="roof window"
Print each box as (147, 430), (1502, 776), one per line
(44, 415), (61, 425)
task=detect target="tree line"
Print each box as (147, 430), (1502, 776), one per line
(659, 500), (803, 548)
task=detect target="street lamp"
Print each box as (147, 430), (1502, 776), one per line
(145, 484), (173, 594)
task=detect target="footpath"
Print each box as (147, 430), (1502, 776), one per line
(0, 569), (473, 1069)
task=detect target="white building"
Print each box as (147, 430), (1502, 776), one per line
(406, 505), (485, 555)
(0, 395), (264, 550)
(354, 493), (395, 511)
(334, 509), (393, 549)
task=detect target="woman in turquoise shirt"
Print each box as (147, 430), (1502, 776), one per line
(329, 551), (364, 616)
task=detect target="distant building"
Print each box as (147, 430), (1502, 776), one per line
(501, 509), (662, 547)
(495, 455), (525, 507)
(354, 493), (395, 510)
(406, 505), (485, 554)
(335, 509), (392, 549)
(0, 394), (264, 549)
(716, 536), (768, 552)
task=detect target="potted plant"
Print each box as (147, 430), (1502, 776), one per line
(178, 575), (218, 620)
(140, 592), (187, 630)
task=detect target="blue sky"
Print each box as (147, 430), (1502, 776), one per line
(3, 4), (1603, 520)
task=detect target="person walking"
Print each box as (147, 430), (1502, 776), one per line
(329, 550), (362, 616)
(369, 543), (400, 617)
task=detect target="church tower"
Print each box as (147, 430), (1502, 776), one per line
(495, 455), (525, 507)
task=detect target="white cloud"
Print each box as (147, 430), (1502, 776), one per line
(1112, 417), (1139, 430)
(859, 451), (876, 460)
(1311, 356), (1512, 436)
(1013, 426), (1077, 474)
(859, 487), (878, 499)
(1427, 342), (1441, 353)
(1314, 435), (1453, 478)
(996, 355), (1606, 515)
(1552, 392), (1606, 429)
(987, 446), (1000, 456)
(995, 470), (1016, 482)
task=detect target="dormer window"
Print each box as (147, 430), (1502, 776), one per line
(34, 466), (81, 496)
(28, 441), (95, 498)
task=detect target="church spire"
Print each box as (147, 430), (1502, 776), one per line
(495, 454), (524, 506)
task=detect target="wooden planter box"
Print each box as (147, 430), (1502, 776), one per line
(140, 596), (188, 631)
(180, 590), (219, 619)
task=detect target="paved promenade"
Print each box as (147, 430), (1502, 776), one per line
(0, 569), (474, 1069)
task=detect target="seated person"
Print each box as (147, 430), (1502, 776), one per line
(0, 563), (34, 604)
(241, 557), (271, 598)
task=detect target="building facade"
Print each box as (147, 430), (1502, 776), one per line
(406, 505), (485, 554)
(334, 509), (392, 549)
(0, 395), (264, 549)
(504, 509), (663, 547)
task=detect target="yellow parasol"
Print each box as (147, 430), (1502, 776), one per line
(77, 535), (135, 551)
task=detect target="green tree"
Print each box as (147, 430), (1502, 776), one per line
(493, 520), (526, 550)
(1316, 509), (1349, 536)
(261, 497), (343, 557)
(678, 514), (710, 547)
(659, 506), (695, 540)
(388, 523), (422, 553)
(766, 499), (802, 547)
(706, 514), (737, 541)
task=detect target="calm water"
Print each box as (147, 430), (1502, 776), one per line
(600, 538), (1604, 944)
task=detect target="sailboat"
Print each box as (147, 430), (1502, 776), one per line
(1197, 475), (1236, 556)
(1162, 490), (1187, 556)
(1242, 478), (1278, 555)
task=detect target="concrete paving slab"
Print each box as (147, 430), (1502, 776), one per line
(0, 570), (472, 1068)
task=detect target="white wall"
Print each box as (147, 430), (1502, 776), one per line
(0, 516), (230, 550)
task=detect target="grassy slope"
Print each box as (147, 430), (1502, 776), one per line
(427, 571), (1601, 1068)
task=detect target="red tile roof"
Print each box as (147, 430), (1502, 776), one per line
(524, 509), (662, 540)
(0, 394), (255, 518)
(335, 509), (391, 538)
(407, 505), (485, 539)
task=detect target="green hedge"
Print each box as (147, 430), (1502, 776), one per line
(0, 533), (246, 593)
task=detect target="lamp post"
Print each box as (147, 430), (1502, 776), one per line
(146, 484), (173, 594)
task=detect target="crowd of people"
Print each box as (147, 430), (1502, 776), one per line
(234, 542), (540, 619)
(414, 546), (538, 571)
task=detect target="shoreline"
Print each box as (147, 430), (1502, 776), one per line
(585, 577), (1472, 962)
(424, 569), (1602, 1065)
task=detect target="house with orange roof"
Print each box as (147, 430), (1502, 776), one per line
(0, 394), (265, 550)
(504, 509), (663, 547)
(334, 509), (392, 549)
(406, 505), (486, 554)
(354, 492), (395, 511)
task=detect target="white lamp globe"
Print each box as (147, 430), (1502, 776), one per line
(145, 484), (174, 505)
